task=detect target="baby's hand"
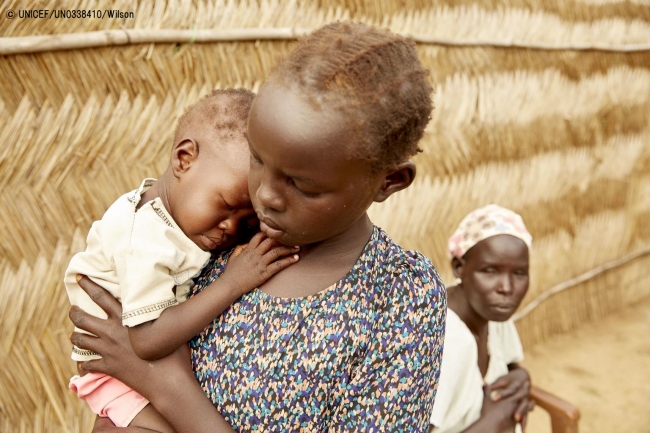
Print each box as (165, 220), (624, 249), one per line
(223, 232), (299, 296)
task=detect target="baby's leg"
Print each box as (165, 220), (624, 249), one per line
(69, 373), (169, 431)
(129, 404), (174, 433)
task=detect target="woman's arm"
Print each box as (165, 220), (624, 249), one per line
(70, 275), (236, 433)
(496, 364), (535, 429)
(456, 381), (530, 433)
(450, 364), (533, 433)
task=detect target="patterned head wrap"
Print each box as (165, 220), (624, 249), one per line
(447, 204), (532, 259)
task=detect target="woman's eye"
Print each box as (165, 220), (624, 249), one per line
(483, 267), (497, 274)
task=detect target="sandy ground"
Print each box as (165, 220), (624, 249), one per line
(522, 297), (650, 433)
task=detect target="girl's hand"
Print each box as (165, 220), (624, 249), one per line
(490, 368), (535, 429)
(223, 232), (299, 296)
(70, 276), (236, 433)
(69, 276), (191, 393)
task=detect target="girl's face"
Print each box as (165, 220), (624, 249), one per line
(246, 81), (385, 246)
(454, 234), (530, 322)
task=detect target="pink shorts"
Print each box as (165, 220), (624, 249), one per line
(69, 373), (149, 427)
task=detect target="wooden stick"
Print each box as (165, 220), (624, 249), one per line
(513, 246), (650, 322)
(1, 28), (649, 56)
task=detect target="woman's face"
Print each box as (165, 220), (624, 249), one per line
(246, 81), (384, 246)
(455, 234), (530, 322)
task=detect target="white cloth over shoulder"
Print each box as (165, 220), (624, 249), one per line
(64, 178), (210, 361)
(430, 309), (524, 433)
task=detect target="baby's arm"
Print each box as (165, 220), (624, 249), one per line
(69, 277), (236, 433)
(128, 233), (299, 361)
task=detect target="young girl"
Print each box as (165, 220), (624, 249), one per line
(70, 22), (447, 432)
(64, 89), (299, 432)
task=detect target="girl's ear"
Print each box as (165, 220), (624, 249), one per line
(171, 139), (199, 179)
(451, 256), (465, 280)
(373, 161), (416, 203)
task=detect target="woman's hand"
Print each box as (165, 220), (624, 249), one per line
(488, 367), (535, 430)
(69, 275), (191, 394)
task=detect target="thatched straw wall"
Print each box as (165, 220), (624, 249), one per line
(1, 0), (649, 431)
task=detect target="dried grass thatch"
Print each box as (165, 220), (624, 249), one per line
(0, 0), (649, 431)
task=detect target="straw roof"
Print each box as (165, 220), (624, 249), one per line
(1, 0), (649, 431)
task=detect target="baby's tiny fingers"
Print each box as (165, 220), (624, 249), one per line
(266, 254), (300, 276)
(230, 244), (248, 259)
(263, 245), (300, 264)
(247, 232), (267, 248)
(255, 237), (280, 255)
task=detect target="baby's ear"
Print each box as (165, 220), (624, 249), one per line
(373, 161), (416, 203)
(171, 138), (199, 178)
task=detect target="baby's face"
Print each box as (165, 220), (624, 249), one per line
(172, 142), (257, 251)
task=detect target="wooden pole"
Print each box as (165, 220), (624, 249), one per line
(1, 28), (649, 56)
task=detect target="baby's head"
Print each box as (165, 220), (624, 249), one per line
(166, 88), (257, 251)
(247, 22), (433, 246)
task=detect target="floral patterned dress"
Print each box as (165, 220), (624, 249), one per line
(190, 226), (447, 432)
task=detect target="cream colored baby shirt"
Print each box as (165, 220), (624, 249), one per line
(430, 309), (524, 433)
(64, 179), (210, 361)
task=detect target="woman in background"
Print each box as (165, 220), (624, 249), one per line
(430, 204), (536, 433)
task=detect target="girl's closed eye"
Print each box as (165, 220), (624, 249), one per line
(288, 178), (321, 198)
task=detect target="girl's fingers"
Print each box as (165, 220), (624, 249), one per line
(69, 306), (111, 338)
(69, 331), (102, 356)
(77, 275), (122, 318)
(79, 359), (106, 376)
(263, 245), (300, 264)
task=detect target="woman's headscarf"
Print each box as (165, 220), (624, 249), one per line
(447, 204), (532, 259)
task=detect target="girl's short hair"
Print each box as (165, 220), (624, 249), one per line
(272, 21), (433, 170)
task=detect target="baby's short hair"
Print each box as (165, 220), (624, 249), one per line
(174, 88), (255, 154)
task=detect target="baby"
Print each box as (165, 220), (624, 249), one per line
(64, 89), (299, 432)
